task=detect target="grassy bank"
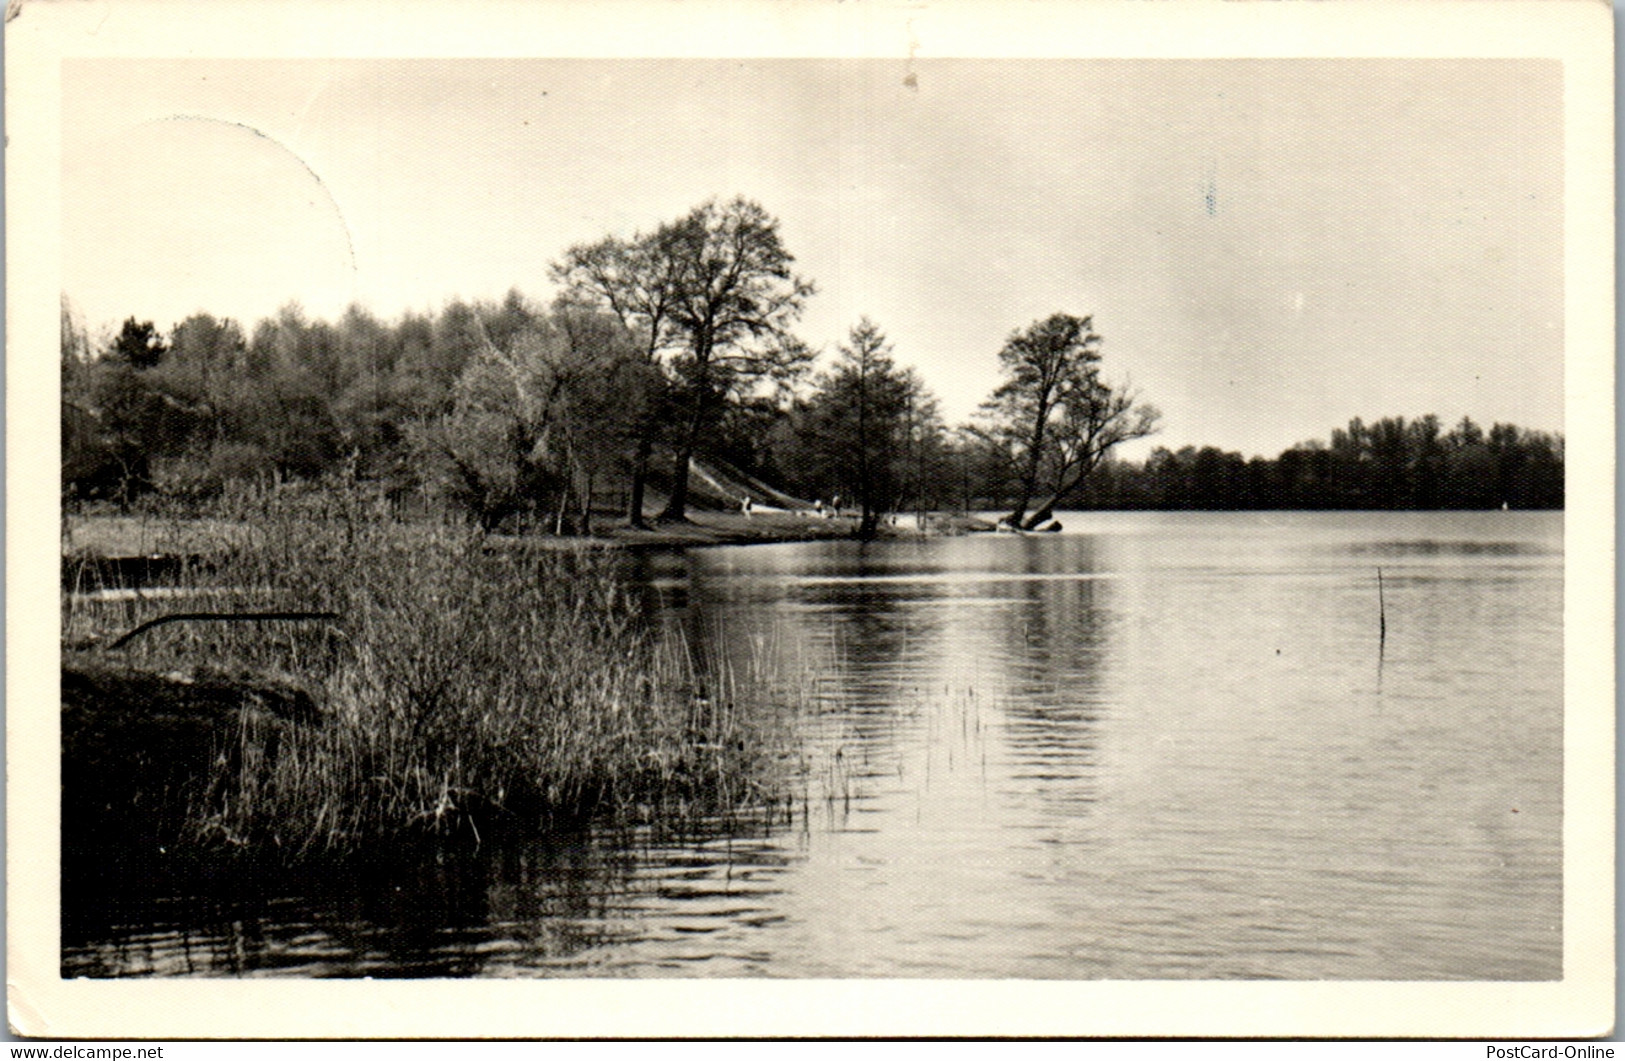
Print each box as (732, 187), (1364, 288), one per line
(64, 498), (992, 568)
(63, 486), (790, 859)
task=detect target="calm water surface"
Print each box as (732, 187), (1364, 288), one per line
(64, 512), (1562, 979)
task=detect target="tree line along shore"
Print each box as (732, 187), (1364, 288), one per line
(63, 195), (1560, 551)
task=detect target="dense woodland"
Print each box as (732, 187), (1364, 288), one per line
(1070, 416), (1564, 512)
(61, 198), (1563, 530)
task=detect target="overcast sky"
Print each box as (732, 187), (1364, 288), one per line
(63, 58), (1563, 458)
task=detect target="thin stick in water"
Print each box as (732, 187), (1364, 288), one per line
(1377, 567), (1387, 644)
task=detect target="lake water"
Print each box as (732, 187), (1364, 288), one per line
(62, 511), (1563, 979)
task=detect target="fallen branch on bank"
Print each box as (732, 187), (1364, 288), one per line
(107, 611), (342, 650)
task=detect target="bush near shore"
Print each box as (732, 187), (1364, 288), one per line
(62, 482), (786, 859)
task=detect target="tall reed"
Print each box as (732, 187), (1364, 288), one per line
(64, 480), (787, 857)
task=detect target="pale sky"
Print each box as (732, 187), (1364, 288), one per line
(62, 58), (1563, 458)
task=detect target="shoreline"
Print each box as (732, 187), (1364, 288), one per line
(492, 509), (998, 551)
(62, 508), (999, 570)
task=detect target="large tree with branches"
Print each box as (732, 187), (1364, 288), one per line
(554, 197), (813, 523)
(983, 313), (1159, 529)
(550, 233), (682, 527)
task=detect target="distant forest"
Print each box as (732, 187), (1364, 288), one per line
(61, 199), (1562, 529)
(1069, 417), (1564, 512)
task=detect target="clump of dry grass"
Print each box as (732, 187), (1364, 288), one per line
(63, 480), (787, 857)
